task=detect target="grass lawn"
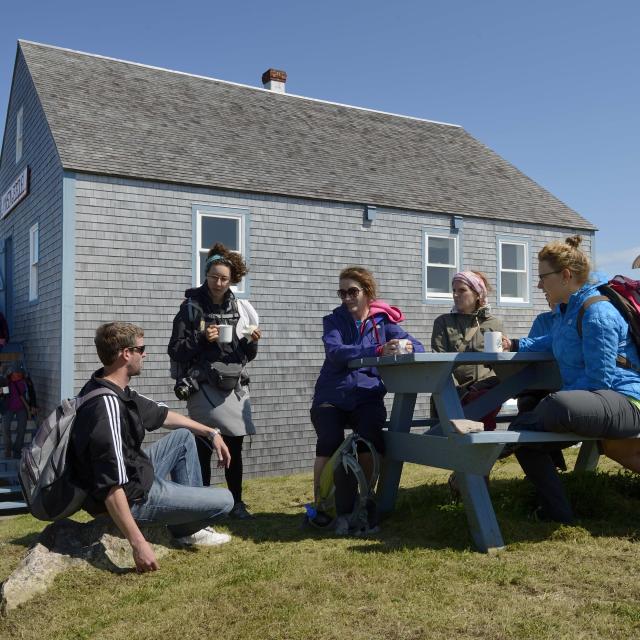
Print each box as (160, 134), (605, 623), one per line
(2, 450), (640, 640)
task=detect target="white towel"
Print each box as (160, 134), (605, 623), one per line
(236, 299), (260, 340)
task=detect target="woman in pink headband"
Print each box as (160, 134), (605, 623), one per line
(431, 270), (505, 497)
(431, 270), (505, 428)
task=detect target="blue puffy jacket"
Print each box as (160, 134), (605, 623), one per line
(312, 304), (425, 410)
(518, 280), (640, 399)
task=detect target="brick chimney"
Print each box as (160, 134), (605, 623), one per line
(262, 68), (287, 93)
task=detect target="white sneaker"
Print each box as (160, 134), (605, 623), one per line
(175, 526), (231, 546)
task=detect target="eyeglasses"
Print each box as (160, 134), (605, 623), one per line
(207, 275), (231, 284)
(538, 270), (562, 282)
(126, 345), (146, 355)
(337, 287), (362, 300)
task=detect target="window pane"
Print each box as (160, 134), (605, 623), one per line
(428, 237), (454, 266)
(201, 216), (238, 251)
(501, 272), (527, 299)
(502, 243), (525, 270)
(427, 266), (454, 294)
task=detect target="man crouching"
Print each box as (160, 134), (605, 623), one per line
(70, 322), (234, 572)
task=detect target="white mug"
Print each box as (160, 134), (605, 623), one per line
(1, 386), (8, 395)
(397, 339), (410, 354)
(217, 324), (233, 344)
(484, 331), (503, 353)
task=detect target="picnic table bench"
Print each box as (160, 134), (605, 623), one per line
(348, 351), (601, 552)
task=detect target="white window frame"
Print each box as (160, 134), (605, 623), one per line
(498, 238), (530, 304)
(16, 106), (23, 164)
(193, 207), (249, 295)
(29, 222), (39, 302)
(424, 230), (459, 300)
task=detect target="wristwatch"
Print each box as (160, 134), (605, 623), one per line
(209, 428), (221, 440)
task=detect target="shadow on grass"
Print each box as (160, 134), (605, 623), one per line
(224, 470), (640, 553)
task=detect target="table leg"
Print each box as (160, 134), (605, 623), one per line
(434, 380), (505, 552)
(377, 392), (417, 513)
(574, 440), (600, 471)
(457, 472), (505, 552)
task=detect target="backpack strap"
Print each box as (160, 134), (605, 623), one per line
(76, 387), (118, 409)
(185, 298), (204, 326)
(576, 295), (639, 373)
(576, 296), (609, 338)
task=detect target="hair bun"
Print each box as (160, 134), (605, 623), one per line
(565, 235), (582, 249)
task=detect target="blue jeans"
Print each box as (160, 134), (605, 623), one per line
(130, 429), (234, 537)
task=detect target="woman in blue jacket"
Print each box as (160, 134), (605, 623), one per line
(504, 236), (640, 522)
(310, 266), (424, 530)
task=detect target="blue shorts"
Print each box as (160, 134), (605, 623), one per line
(310, 401), (386, 457)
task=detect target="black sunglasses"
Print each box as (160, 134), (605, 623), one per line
(337, 287), (362, 300)
(126, 345), (146, 354)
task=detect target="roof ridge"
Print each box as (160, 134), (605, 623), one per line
(18, 39), (461, 129)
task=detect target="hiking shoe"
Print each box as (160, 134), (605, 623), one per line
(334, 515), (350, 536)
(175, 526), (231, 546)
(353, 524), (381, 537)
(229, 501), (255, 519)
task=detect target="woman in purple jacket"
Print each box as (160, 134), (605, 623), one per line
(310, 267), (424, 527)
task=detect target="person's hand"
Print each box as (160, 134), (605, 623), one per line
(204, 324), (220, 343)
(250, 328), (262, 342)
(381, 339), (401, 355)
(212, 431), (231, 468)
(502, 336), (512, 352)
(132, 539), (159, 573)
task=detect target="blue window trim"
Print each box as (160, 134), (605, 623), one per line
(191, 204), (251, 298)
(422, 226), (462, 305)
(496, 234), (533, 308)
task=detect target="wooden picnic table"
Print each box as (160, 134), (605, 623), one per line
(348, 351), (601, 552)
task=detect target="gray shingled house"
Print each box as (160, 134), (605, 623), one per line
(0, 41), (596, 479)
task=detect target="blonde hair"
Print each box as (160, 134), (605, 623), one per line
(339, 266), (378, 300)
(95, 322), (144, 366)
(538, 235), (590, 284)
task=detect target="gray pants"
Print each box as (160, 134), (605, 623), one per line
(510, 389), (640, 523)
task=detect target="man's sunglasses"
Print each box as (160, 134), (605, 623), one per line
(126, 345), (146, 354)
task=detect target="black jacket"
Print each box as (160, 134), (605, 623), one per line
(167, 285), (258, 371)
(70, 370), (169, 515)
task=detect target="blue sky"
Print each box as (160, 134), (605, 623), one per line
(1, 0), (638, 276)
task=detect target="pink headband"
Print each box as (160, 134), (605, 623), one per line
(452, 271), (487, 307)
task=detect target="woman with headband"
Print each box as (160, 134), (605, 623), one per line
(431, 270), (505, 429)
(168, 243), (261, 519)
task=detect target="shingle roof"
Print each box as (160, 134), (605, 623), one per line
(18, 40), (595, 230)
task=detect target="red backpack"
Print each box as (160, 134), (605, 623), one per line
(577, 275), (640, 373)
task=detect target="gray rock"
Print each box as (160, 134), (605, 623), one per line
(1, 518), (174, 614)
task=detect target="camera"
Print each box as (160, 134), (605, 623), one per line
(173, 366), (204, 400)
